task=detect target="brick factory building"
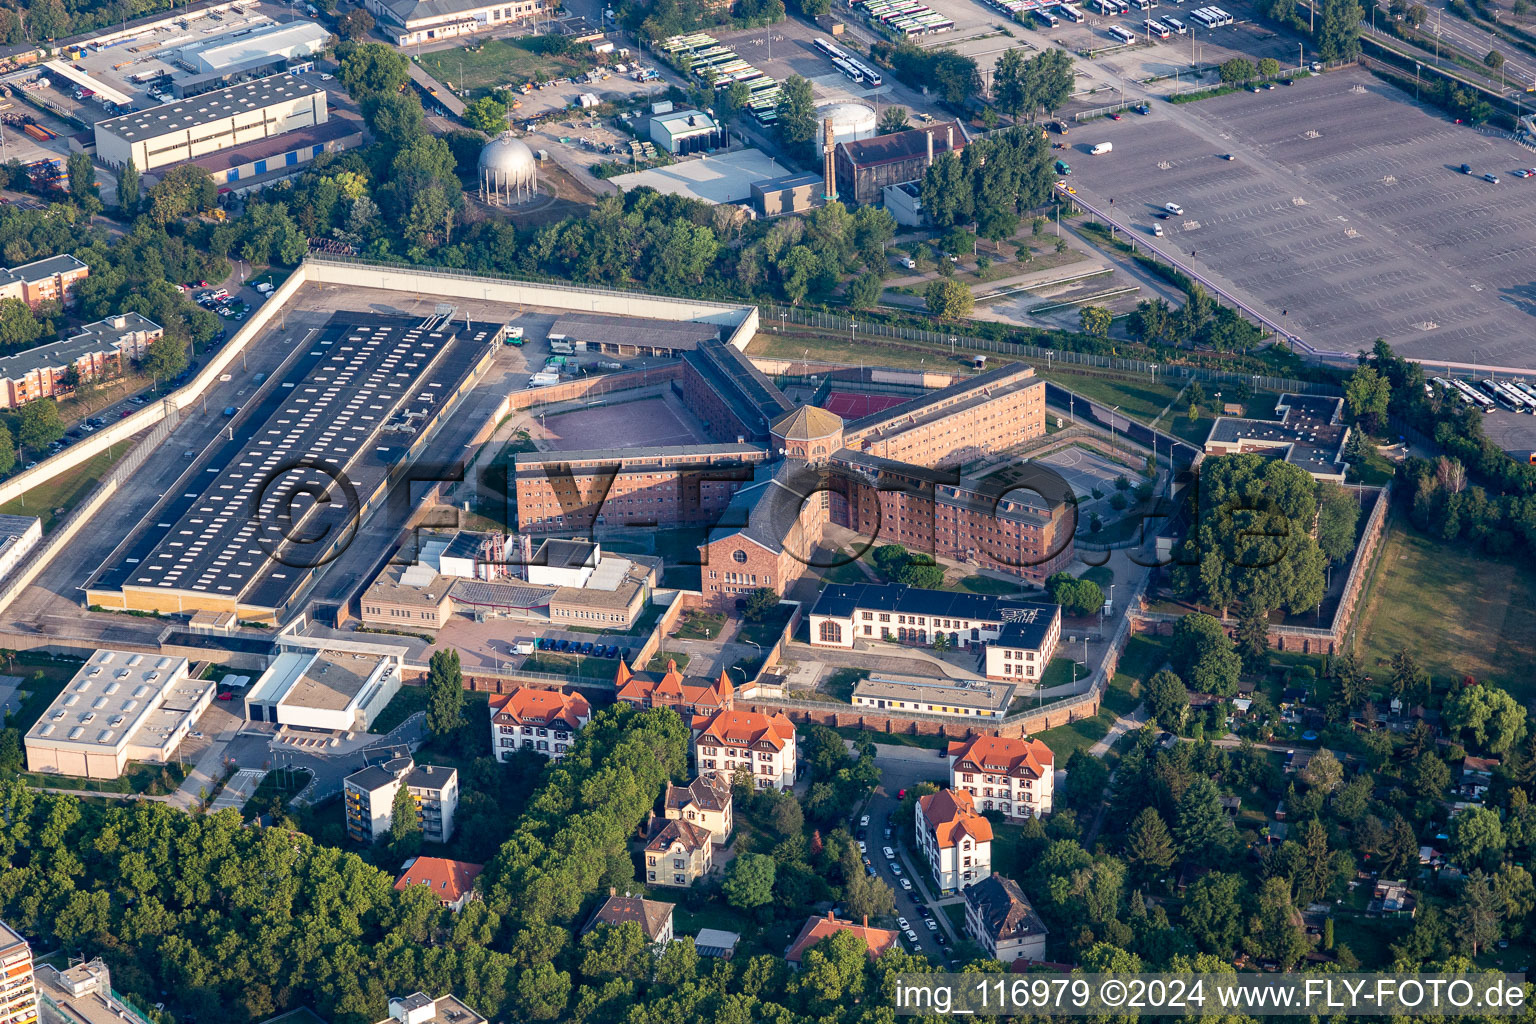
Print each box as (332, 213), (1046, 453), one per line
(833, 121), (967, 205)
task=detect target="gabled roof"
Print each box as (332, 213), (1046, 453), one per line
(645, 816), (713, 853)
(695, 709), (795, 752)
(666, 773), (733, 814)
(785, 912), (899, 963)
(918, 788), (993, 849)
(393, 856), (483, 904)
(836, 121), (966, 170)
(948, 735), (1054, 778)
(489, 687), (591, 729)
(964, 873), (1048, 943)
(616, 660), (734, 711)
(584, 894), (674, 942)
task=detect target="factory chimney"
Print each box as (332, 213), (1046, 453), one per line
(822, 118), (837, 202)
(926, 128), (934, 167)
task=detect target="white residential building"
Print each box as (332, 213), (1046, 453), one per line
(915, 788), (993, 893)
(488, 687), (591, 761)
(693, 710), (796, 790)
(947, 735), (1055, 819)
(344, 756), (459, 844)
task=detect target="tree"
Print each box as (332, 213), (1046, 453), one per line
(1485, 49), (1505, 71)
(337, 7), (376, 39)
(464, 96), (509, 135)
(1250, 876), (1308, 968)
(723, 852), (776, 910)
(425, 648), (465, 738)
(924, 278), (973, 320)
(1047, 571), (1104, 617)
(117, 158), (140, 215)
(1183, 872), (1245, 952)
(1234, 604), (1270, 671)
(775, 75), (818, 162)
(877, 106), (910, 134)
(919, 152), (973, 232)
(1315, 483), (1360, 564)
(1171, 614), (1242, 697)
(1300, 748), (1343, 793)
(1449, 806), (1506, 870)
(1147, 669), (1190, 731)
(1446, 683), (1528, 755)
(742, 587), (780, 621)
(1456, 869), (1503, 956)
(16, 400), (62, 455)
(1218, 58), (1256, 84)
(0, 424), (15, 476)
(1080, 305), (1113, 337)
(847, 271), (884, 310)
(1128, 297), (1173, 345)
(363, 92), (427, 152)
(1318, 0), (1365, 61)
(1344, 364), (1390, 432)
(338, 42), (411, 100)
(0, 298), (44, 350)
(579, 922), (651, 981)
(1175, 775), (1232, 861)
(993, 47), (1029, 124)
(66, 152), (97, 201)
(516, 963), (571, 1021)
(389, 779), (422, 856)
(1125, 806), (1177, 880)
(1407, 749), (1451, 799)
(843, 869), (896, 920)
(141, 333), (188, 387)
(896, 555), (945, 589)
(26, 0), (69, 40)
(1257, 57), (1281, 78)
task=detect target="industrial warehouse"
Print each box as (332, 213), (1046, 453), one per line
(84, 311), (502, 622)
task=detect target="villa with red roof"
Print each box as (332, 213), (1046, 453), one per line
(916, 788), (993, 892)
(614, 659), (735, 718)
(488, 687), (591, 762)
(785, 911), (899, 965)
(393, 856), (484, 912)
(693, 708), (796, 790)
(947, 735), (1055, 819)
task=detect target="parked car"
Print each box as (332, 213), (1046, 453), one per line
(1515, 168), (1535, 178)
(900, 877), (913, 891)
(883, 846), (895, 859)
(925, 919), (938, 931)
(898, 917), (910, 931)
(891, 864), (903, 877)
(858, 841), (867, 853)
(859, 814), (870, 827)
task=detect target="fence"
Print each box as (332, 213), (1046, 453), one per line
(759, 303), (1343, 398)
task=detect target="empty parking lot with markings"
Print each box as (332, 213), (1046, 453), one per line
(1061, 68), (1536, 368)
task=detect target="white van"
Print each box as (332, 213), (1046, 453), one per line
(1165, 201), (1184, 215)
(1091, 142), (1113, 155)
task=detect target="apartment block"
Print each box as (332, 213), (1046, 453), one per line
(964, 873), (1048, 962)
(0, 311), (154, 410)
(947, 735), (1055, 819)
(693, 709), (796, 791)
(664, 773), (733, 842)
(0, 922), (36, 1024)
(343, 756), (459, 843)
(916, 788), (992, 893)
(488, 687), (590, 761)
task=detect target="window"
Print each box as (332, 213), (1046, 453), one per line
(733, 549), (748, 563)
(819, 620), (842, 644)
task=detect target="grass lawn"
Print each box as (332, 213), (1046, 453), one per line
(369, 686), (491, 735)
(847, 727), (949, 750)
(1080, 565), (1114, 589)
(240, 767), (313, 818)
(821, 667), (867, 703)
(645, 650), (691, 672)
(822, 559), (871, 585)
(1031, 714), (1111, 761)
(1356, 519), (1536, 700)
(749, 331), (976, 375)
(415, 38), (595, 99)
(738, 603), (796, 647)
(0, 446), (129, 529)
(1039, 369), (1183, 426)
(951, 573), (1022, 595)
(1039, 657), (1088, 688)
(525, 653), (621, 679)
(941, 900), (969, 936)
(674, 611), (725, 641)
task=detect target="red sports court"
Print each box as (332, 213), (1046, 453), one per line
(820, 391), (911, 418)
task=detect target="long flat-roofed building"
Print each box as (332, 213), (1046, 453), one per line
(93, 75), (328, 172)
(1203, 394), (1350, 481)
(24, 651), (210, 780)
(178, 21), (331, 74)
(852, 675), (1015, 718)
(840, 363), (1044, 468)
(377, 994), (485, 1024)
(188, 116), (364, 192)
(0, 312), (160, 409)
(365, 0), (551, 45)
(547, 313), (721, 357)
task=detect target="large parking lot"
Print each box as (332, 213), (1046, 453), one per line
(1060, 66), (1536, 370)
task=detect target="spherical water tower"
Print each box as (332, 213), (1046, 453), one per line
(478, 132), (538, 206)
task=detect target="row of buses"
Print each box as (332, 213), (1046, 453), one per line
(1432, 375), (1536, 418)
(813, 37), (884, 87)
(661, 33), (783, 125)
(855, 0), (955, 37)
(1189, 6), (1234, 26)
(981, 0), (1081, 23)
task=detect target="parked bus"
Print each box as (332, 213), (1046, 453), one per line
(1057, 4), (1085, 20)
(814, 37), (848, 60)
(1108, 23), (1137, 42)
(1143, 18), (1169, 36)
(847, 58), (883, 85)
(1161, 15), (1186, 32)
(1034, 7), (1060, 26)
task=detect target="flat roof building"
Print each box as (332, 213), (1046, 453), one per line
(24, 651), (209, 780)
(1204, 395), (1350, 481)
(94, 76), (328, 172)
(377, 994), (485, 1024)
(365, 0), (550, 45)
(0, 920), (36, 1024)
(852, 674), (1016, 718)
(187, 116), (364, 193)
(178, 21), (331, 74)
(344, 757), (459, 844)
(244, 645), (403, 732)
